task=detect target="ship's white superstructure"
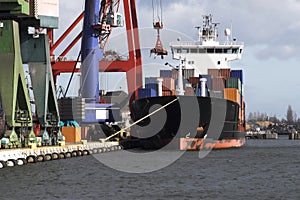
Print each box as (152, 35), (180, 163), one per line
(170, 14), (244, 76)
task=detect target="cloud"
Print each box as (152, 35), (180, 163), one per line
(56, 0), (300, 61)
(137, 0), (300, 60)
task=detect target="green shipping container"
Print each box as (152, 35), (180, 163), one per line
(226, 77), (242, 94)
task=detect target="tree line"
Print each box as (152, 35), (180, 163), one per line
(248, 105), (299, 125)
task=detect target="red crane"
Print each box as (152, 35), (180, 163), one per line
(49, 0), (142, 99)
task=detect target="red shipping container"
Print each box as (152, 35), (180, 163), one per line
(212, 77), (225, 90)
(162, 90), (173, 96)
(162, 78), (175, 91)
(171, 69), (178, 79)
(189, 77), (199, 85)
(208, 69), (220, 77)
(219, 68), (231, 78)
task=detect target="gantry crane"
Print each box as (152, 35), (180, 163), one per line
(50, 0), (143, 101)
(0, 0), (63, 147)
(0, 0), (160, 144)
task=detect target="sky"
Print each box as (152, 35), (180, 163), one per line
(56, 0), (300, 119)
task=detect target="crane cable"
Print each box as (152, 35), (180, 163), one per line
(152, 0), (163, 24)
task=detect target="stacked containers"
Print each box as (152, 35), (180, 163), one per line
(160, 70), (172, 78)
(207, 68), (246, 132)
(208, 69), (228, 97)
(171, 69), (195, 80)
(230, 69), (245, 131)
(226, 77), (242, 94)
(145, 77), (175, 97)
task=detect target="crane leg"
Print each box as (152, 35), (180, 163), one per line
(0, 20), (34, 148)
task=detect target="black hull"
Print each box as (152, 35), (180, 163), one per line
(130, 96), (245, 149)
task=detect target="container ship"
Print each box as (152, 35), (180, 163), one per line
(130, 15), (246, 150)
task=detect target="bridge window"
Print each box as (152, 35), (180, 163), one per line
(182, 49), (189, 53)
(215, 49), (223, 54)
(190, 48), (198, 53)
(207, 48), (214, 53)
(176, 49), (182, 53)
(224, 48), (232, 54)
(199, 48), (206, 53)
(232, 48), (239, 54)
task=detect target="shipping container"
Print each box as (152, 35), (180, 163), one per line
(62, 127), (81, 143)
(226, 77), (242, 93)
(209, 90), (224, 99)
(145, 77), (159, 84)
(184, 87), (195, 96)
(145, 83), (158, 92)
(230, 69), (244, 84)
(219, 68), (231, 78)
(212, 77), (225, 90)
(171, 69), (178, 79)
(138, 88), (157, 99)
(162, 90), (173, 96)
(171, 69), (195, 80)
(160, 70), (172, 78)
(162, 78), (175, 91)
(224, 88), (241, 105)
(183, 69), (195, 79)
(189, 77), (199, 85)
(208, 69), (220, 77)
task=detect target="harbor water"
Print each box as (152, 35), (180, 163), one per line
(0, 135), (299, 200)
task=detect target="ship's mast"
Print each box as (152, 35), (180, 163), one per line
(199, 14), (219, 43)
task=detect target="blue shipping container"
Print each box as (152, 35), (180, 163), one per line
(160, 70), (172, 78)
(199, 74), (212, 90)
(138, 88), (157, 99)
(230, 70), (243, 84)
(145, 77), (158, 84)
(145, 83), (158, 91)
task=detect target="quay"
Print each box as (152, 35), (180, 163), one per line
(289, 132), (300, 140)
(0, 141), (121, 168)
(246, 131), (278, 140)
